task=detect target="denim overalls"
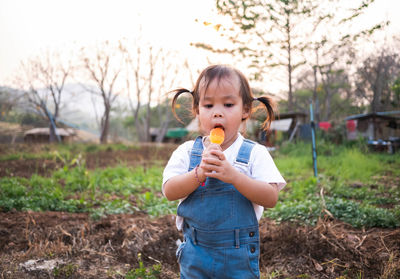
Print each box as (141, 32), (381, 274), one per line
(176, 137), (260, 279)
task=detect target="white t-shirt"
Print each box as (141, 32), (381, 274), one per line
(162, 133), (286, 230)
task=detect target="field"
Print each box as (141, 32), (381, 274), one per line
(0, 141), (399, 278)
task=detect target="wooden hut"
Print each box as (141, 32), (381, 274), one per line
(24, 128), (76, 143)
(345, 112), (400, 141)
(345, 112), (400, 153)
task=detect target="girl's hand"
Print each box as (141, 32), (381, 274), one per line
(196, 143), (220, 183)
(199, 143), (220, 175)
(200, 145), (238, 184)
(198, 142), (279, 208)
(201, 142), (221, 158)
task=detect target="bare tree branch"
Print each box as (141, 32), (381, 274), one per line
(80, 41), (124, 143)
(15, 50), (72, 142)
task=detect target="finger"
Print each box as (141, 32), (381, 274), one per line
(203, 151), (217, 158)
(203, 157), (222, 166)
(204, 171), (222, 180)
(204, 164), (223, 173)
(201, 157), (217, 167)
(201, 159), (219, 170)
(208, 143), (221, 150)
(209, 150), (225, 161)
(200, 162), (213, 172)
(204, 143), (220, 153)
(202, 150), (219, 159)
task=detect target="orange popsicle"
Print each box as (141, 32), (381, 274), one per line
(210, 127), (225, 145)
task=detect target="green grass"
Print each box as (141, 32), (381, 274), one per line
(0, 162), (177, 219)
(0, 141), (399, 228)
(0, 152), (55, 162)
(266, 141), (400, 228)
(125, 253), (161, 279)
(319, 149), (385, 182)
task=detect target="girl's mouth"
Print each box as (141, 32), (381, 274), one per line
(213, 124), (224, 131)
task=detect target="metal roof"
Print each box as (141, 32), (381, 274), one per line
(275, 112), (307, 120)
(24, 128), (75, 136)
(345, 111), (400, 121)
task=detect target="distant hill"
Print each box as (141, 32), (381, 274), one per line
(0, 83), (134, 143)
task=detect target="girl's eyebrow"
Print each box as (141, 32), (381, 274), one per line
(203, 94), (237, 101)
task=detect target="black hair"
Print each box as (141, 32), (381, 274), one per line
(171, 65), (275, 131)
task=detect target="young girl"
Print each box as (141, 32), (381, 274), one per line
(163, 65), (286, 278)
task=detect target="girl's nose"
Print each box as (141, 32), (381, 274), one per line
(213, 110), (223, 118)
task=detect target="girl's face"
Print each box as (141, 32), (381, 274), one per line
(197, 75), (249, 150)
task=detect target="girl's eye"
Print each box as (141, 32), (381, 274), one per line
(225, 103), (234, 107)
(204, 104), (213, 108)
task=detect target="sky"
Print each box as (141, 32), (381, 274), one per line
(0, 0), (221, 85)
(1, 0), (400, 91)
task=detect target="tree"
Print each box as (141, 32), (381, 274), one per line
(305, 1), (388, 121)
(355, 49), (400, 112)
(213, 0), (319, 111)
(16, 50), (72, 142)
(153, 53), (180, 142)
(120, 40), (161, 142)
(80, 41), (124, 144)
(314, 46), (353, 121)
(197, 0), (386, 113)
(120, 38), (145, 141)
(121, 38), (190, 142)
(0, 87), (24, 122)
(392, 76), (400, 107)
(292, 65), (358, 121)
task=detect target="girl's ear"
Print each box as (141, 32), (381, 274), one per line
(241, 109), (250, 121)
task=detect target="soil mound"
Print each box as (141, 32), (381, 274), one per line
(1, 211), (399, 278)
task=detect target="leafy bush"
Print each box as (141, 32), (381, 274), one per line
(125, 253), (161, 279)
(137, 191), (177, 217)
(89, 198), (137, 220)
(265, 198), (322, 226)
(325, 197), (399, 228)
(266, 194), (399, 228)
(1, 141), (399, 229)
(0, 176), (84, 212)
(0, 162), (174, 218)
(270, 143), (400, 228)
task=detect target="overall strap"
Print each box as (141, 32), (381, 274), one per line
(235, 139), (256, 166)
(188, 136), (203, 171)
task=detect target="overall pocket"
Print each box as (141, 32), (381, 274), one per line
(225, 244), (260, 279)
(175, 241), (186, 263)
(244, 243), (260, 278)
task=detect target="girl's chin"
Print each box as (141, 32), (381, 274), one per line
(222, 132), (235, 143)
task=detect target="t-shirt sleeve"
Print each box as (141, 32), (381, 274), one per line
(250, 144), (286, 191)
(162, 140), (193, 195)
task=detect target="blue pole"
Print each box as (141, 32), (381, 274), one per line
(310, 103), (318, 177)
(42, 101), (61, 143)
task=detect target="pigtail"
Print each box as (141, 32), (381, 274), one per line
(253, 96), (275, 131)
(171, 88), (193, 124)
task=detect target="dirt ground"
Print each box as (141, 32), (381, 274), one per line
(0, 211), (399, 278)
(1, 144), (400, 278)
(0, 143), (177, 178)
